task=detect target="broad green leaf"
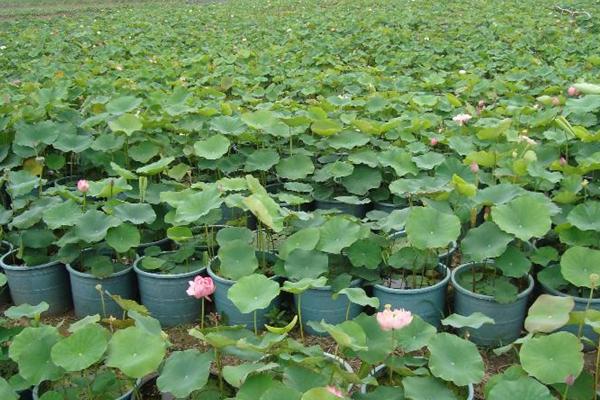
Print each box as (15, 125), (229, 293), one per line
(567, 201), (600, 232)
(492, 195), (552, 241)
(113, 203), (156, 225)
(427, 333), (484, 386)
(228, 274), (280, 314)
(156, 350), (214, 398)
(461, 222), (514, 262)
(108, 113), (142, 136)
(405, 207), (460, 250)
(524, 294), (574, 333)
(74, 210), (121, 243)
(106, 223), (140, 253)
(284, 249), (328, 280)
(441, 312), (495, 329)
(403, 376), (457, 400)
(136, 157), (174, 176)
(194, 134), (231, 160)
(218, 240), (258, 280)
(560, 246), (600, 288)
(336, 287), (379, 308)
(4, 302), (49, 320)
(317, 216), (362, 253)
(276, 155), (314, 179)
(51, 324), (108, 371)
(106, 326), (166, 378)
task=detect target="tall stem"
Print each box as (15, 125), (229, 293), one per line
(298, 294), (304, 342)
(578, 286), (595, 339)
(253, 310), (258, 335)
(201, 298), (205, 330)
(594, 335), (600, 395)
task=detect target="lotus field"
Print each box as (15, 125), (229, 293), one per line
(0, 0), (600, 398)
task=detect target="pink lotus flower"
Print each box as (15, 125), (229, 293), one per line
(326, 386), (344, 398)
(559, 157), (567, 166)
(186, 276), (215, 301)
(430, 138), (438, 146)
(376, 305), (413, 331)
(567, 86), (579, 97)
(551, 96), (561, 106)
(77, 179), (89, 193)
(470, 162), (479, 173)
(452, 113), (472, 126)
(565, 374), (575, 386)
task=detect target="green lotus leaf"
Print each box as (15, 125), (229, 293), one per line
(4, 302), (49, 320)
(427, 332), (484, 386)
(317, 216), (363, 254)
(379, 148), (419, 177)
(166, 226), (193, 242)
(156, 350), (214, 398)
(524, 294), (574, 333)
(9, 326), (64, 385)
(350, 313), (394, 364)
(74, 210), (121, 243)
(0, 273), (6, 287)
(394, 315), (437, 352)
(218, 240), (258, 280)
(223, 362), (278, 388)
(336, 287), (379, 308)
(91, 133), (125, 152)
(281, 277), (328, 294)
(174, 185), (223, 225)
(228, 274), (280, 314)
(560, 246), (600, 288)
(7, 170), (40, 198)
(313, 161), (354, 182)
(347, 238), (382, 269)
(244, 149), (280, 171)
(311, 119), (343, 136)
(284, 249), (328, 280)
(241, 109), (278, 130)
(327, 131), (370, 149)
(312, 320), (368, 351)
(492, 195), (551, 241)
(135, 156), (174, 176)
(474, 184), (525, 206)
(567, 201), (600, 232)
(403, 376), (457, 400)
(106, 223), (140, 253)
(42, 200), (83, 229)
(87, 177), (132, 198)
(53, 130), (93, 153)
(106, 96), (142, 114)
(210, 116), (247, 136)
(488, 377), (554, 400)
(389, 176), (451, 195)
(129, 141), (160, 163)
(461, 222), (514, 262)
(301, 387), (343, 400)
(265, 315), (298, 335)
(412, 152), (445, 170)
(340, 165), (382, 195)
(194, 134), (231, 160)
(14, 121), (62, 148)
(113, 203), (156, 225)
(495, 245), (531, 278)
(0, 377), (17, 400)
(441, 312), (495, 329)
(276, 155), (315, 180)
(405, 207), (460, 250)
(519, 332), (583, 384)
(243, 192), (284, 233)
(216, 227), (253, 246)
(349, 149), (379, 167)
(108, 113), (142, 136)
(106, 326), (166, 378)
(68, 315), (101, 333)
(51, 324), (108, 371)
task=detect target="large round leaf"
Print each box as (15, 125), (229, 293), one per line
(194, 134), (231, 160)
(244, 149), (280, 172)
(228, 274), (280, 314)
(284, 249), (328, 280)
(403, 376), (457, 400)
(405, 207), (461, 250)
(156, 350), (214, 398)
(519, 332), (583, 384)
(106, 223), (140, 253)
(279, 228), (320, 260)
(4, 302), (49, 319)
(113, 203), (156, 225)
(461, 222), (514, 262)
(394, 315), (437, 352)
(106, 327), (166, 378)
(427, 333), (484, 386)
(492, 195), (551, 241)
(51, 324), (108, 371)
(108, 113), (142, 136)
(317, 216), (363, 254)
(0, 377), (17, 400)
(276, 155), (314, 180)
(218, 240), (258, 280)
(340, 165), (382, 195)
(488, 377), (554, 400)
(567, 201), (600, 232)
(524, 294), (574, 333)
(9, 326), (64, 385)
(560, 246), (600, 288)
(74, 210), (121, 243)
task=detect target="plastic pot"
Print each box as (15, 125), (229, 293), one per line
(314, 199), (368, 218)
(294, 279), (363, 336)
(67, 264), (137, 318)
(372, 200), (408, 214)
(1, 250), (71, 315)
(207, 259), (280, 330)
(0, 240), (14, 305)
(359, 364), (474, 399)
(33, 379), (138, 400)
(324, 352), (355, 393)
(538, 265), (600, 350)
(133, 256), (205, 327)
(373, 264), (451, 328)
(451, 262), (534, 347)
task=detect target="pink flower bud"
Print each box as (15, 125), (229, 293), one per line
(77, 179), (89, 193)
(565, 374), (575, 386)
(568, 86), (579, 97)
(186, 276), (215, 301)
(453, 113), (472, 126)
(551, 97), (560, 106)
(470, 162), (479, 173)
(430, 138), (438, 146)
(326, 386), (344, 398)
(559, 157), (567, 166)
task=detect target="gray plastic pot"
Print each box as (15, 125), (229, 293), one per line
(1, 250), (71, 315)
(451, 263), (534, 347)
(359, 364), (474, 399)
(33, 379), (138, 400)
(373, 264), (451, 328)
(133, 256), (205, 327)
(0, 240), (14, 305)
(372, 201), (408, 214)
(314, 199), (368, 218)
(207, 260), (280, 330)
(539, 265), (600, 350)
(294, 279), (363, 336)
(67, 264), (137, 318)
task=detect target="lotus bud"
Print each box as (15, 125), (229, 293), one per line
(95, 284), (102, 292)
(512, 151), (518, 158)
(590, 273), (599, 287)
(470, 162), (479, 173)
(430, 138), (438, 146)
(551, 96), (561, 106)
(559, 157), (567, 166)
(326, 386), (344, 398)
(582, 179), (589, 188)
(565, 374), (575, 386)
(568, 86), (579, 97)
(77, 179), (90, 193)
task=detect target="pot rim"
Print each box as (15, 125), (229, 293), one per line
(207, 258), (279, 284)
(133, 255), (206, 279)
(0, 249), (61, 271)
(66, 263), (134, 280)
(451, 262), (534, 302)
(359, 364), (474, 398)
(373, 263), (451, 294)
(538, 265), (600, 304)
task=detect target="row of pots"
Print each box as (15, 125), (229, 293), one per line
(0, 243), (594, 347)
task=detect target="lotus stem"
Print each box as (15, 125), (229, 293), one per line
(298, 294), (304, 342)
(215, 349), (224, 394)
(253, 310), (258, 335)
(594, 335), (600, 395)
(201, 298), (205, 330)
(578, 286), (595, 339)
